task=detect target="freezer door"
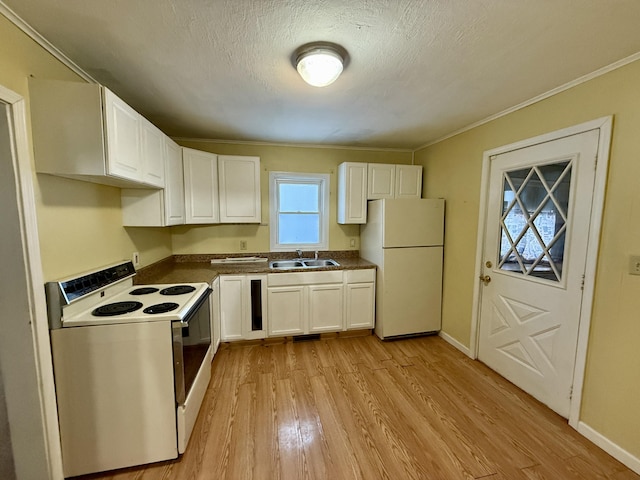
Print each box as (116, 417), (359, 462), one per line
(375, 246), (443, 338)
(382, 198), (444, 248)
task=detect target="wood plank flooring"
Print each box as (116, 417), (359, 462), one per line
(75, 334), (639, 480)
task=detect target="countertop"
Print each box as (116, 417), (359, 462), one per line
(134, 251), (376, 285)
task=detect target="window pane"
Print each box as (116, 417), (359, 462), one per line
(498, 161), (572, 282)
(279, 183), (319, 213)
(278, 213), (320, 244)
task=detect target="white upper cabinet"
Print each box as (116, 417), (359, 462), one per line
(337, 162), (368, 224)
(121, 137), (185, 226)
(28, 78), (165, 188)
(395, 165), (423, 199)
(368, 163), (396, 199)
(218, 155), (261, 223)
(183, 148), (219, 224)
(368, 163), (423, 199)
(103, 89), (143, 182)
(139, 116), (166, 188)
(163, 139), (186, 225)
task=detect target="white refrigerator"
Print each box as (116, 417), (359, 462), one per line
(360, 198), (444, 339)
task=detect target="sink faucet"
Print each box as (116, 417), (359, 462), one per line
(314, 251), (319, 260)
(296, 249), (303, 259)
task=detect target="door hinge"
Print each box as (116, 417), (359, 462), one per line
(569, 385), (573, 400)
(594, 154), (598, 170)
(580, 274), (585, 290)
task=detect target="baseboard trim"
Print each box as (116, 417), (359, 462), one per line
(438, 331), (472, 358)
(577, 422), (640, 475)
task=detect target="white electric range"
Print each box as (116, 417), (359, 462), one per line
(45, 261), (212, 477)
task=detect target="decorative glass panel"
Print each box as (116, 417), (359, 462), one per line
(498, 160), (572, 281)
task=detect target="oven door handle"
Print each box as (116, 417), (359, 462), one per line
(180, 287), (212, 326)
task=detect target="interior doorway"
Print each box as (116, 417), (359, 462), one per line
(0, 85), (62, 478)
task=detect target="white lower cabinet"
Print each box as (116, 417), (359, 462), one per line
(210, 277), (221, 356)
(220, 269), (375, 341)
(219, 274), (267, 341)
(344, 269), (376, 330)
(267, 271), (345, 336)
(267, 285), (305, 336)
(308, 284), (344, 332)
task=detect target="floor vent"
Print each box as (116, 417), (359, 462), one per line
(293, 334), (321, 342)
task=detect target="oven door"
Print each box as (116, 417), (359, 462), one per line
(172, 287), (213, 453)
(172, 288), (212, 405)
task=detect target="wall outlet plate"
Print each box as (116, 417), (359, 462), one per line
(240, 240), (247, 250)
(132, 252), (140, 267)
(629, 255), (640, 275)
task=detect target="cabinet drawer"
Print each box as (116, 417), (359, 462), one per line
(345, 269), (375, 283)
(268, 271), (343, 287)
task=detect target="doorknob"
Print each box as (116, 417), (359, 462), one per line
(479, 274), (492, 286)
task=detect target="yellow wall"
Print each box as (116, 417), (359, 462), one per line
(415, 59), (640, 457)
(0, 15), (172, 280)
(6, 5), (638, 463)
(172, 140), (412, 253)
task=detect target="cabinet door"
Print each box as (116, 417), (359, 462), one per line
(210, 277), (221, 356)
(140, 117), (166, 188)
(308, 284), (344, 333)
(337, 162), (367, 224)
(218, 155), (261, 223)
(367, 163), (395, 199)
(183, 148), (219, 224)
(267, 286), (306, 336)
(103, 88), (143, 182)
(345, 283), (375, 330)
(164, 139), (185, 226)
(219, 276), (245, 341)
(395, 165), (423, 199)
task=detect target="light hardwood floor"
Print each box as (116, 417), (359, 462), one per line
(76, 334), (639, 479)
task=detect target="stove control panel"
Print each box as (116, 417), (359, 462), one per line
(58, 261), (136, 303)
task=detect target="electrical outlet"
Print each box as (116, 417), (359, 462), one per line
(350, 238), (356, 247)
(629, 255), (640, 275)
(240, 240), (247, 250)
(132, 252), (140, 267)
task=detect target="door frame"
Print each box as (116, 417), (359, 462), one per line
(0, 83), (63, 478)
(469, 116), (612, 428)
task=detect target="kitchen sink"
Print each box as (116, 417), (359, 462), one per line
(270, 260), (305, 269)
(302, 259), (340, 267)
(269, 259), (340, 269)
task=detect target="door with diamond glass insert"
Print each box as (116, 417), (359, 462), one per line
(478, 129), (599, 418)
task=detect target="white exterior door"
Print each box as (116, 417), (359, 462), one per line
(477, 129), (599, 418)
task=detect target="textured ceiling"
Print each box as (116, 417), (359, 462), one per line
(5, 0), (640, 149)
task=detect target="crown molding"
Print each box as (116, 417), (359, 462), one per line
(172, 136), (413, 153)
(0, 1), (96, 83)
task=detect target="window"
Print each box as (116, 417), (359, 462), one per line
(269, 172), (330, 251)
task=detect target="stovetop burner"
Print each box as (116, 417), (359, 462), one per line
(129, 287), (160, 295)
(143, 302), (179, 314)
(160, 285), (196, 296)
(92, 301), (143, 317)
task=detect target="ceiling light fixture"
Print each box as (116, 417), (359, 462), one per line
(294, 43), (347, 87)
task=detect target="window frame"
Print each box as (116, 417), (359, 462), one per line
(269, 171), (330, 252)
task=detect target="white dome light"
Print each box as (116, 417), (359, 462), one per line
(296, 46), (344, 87)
